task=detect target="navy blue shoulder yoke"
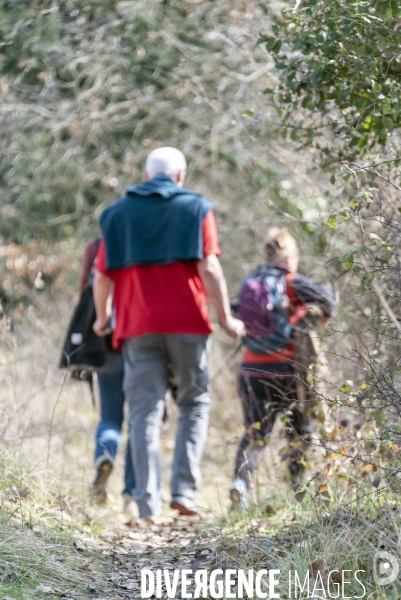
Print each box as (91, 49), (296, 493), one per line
(100, 174), (213, 269)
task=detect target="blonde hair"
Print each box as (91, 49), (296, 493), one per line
(263, 227), (299, 266)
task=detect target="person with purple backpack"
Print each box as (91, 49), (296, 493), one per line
(230, 228), (334, 508)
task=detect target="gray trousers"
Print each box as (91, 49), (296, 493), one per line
(122, 334), (211, 519)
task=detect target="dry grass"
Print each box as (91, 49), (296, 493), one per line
(1, 242), (400, 599)
(0, 510), (85, 599)
(195, 495), (401, 599)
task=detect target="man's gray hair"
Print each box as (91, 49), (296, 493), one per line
(145, 147), (187, 179)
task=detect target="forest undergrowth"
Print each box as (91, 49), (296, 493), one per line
(1, 0), (401, 597)
(0, 241), (400, 599)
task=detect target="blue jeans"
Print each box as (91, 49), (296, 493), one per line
(95, 353), (136, 497)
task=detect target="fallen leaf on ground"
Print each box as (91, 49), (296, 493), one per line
(216, 544), (239, 559)
(121, 580), (139, 590)
(309, 559), (324, 577)
(33, 585), (55, 595)
(263, 504), (276, 516)
(4, 487), (30, 501)
(73, 539), (87, 552)
(190, 556), (209, 570)
(330, 570), (343, 584)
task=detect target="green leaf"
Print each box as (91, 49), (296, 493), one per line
(382, 101), (394, 115)
(263, 36), (277, 51)
(272, 40), (282, 53)
(342, 251), (354, 270)
(357, 135), (368, 150)
(382, 116), (394, 131)
(327, 214), (337, 229)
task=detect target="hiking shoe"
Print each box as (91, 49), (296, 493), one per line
(281, 447), (305, 484)
(230, 478), (249, 509)
(90, 457), (113, 505)
(170, 500), (199, 517)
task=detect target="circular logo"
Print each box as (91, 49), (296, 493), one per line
(373, 551), (399, 586)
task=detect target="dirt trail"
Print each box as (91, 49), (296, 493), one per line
(74, 498), (273, 600)
(68, 404), (288, 599)
(74, 514), (211, 598)
(0, 309), (286, 599)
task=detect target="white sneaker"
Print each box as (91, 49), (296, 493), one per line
(230, 478), (249, 508)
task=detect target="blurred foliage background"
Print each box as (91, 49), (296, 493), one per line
(1, 0), (401, 501)
(260, 0), (401, 479)
(0, 0), (333, 287)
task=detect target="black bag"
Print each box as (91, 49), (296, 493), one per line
(59, 285), (108, 372)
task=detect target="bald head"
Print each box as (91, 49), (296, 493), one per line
(144, 147), (187, 185)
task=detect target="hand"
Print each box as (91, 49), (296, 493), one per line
(93, 317), (112, 337)
(220, 315), (246, 339)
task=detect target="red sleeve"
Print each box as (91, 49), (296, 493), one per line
(79, 238), (99, 293)
(202, 210), (221, 257)
(94, 239), (112, 277)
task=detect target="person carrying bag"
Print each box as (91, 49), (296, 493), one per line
(60, 238), (136, 509)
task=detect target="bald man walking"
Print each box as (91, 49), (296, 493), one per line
(93, 148), (245, 520)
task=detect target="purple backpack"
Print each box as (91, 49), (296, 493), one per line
(238, 266), (291, 354)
